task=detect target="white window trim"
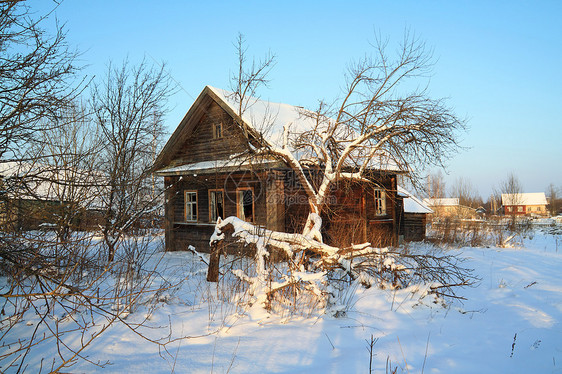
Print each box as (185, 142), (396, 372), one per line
(374, 187), (387, 216)
(184, 190), (198, 222)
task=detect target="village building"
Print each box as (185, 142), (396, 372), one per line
(501, 192), (548, 217)
(423, 197), (476, 220)
(153, 86), (427, 253)
(0, 162), (104, 231)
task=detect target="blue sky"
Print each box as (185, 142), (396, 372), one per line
(34, 0), (562, 199)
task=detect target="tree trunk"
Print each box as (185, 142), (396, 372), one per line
(207, 243), (221, 282)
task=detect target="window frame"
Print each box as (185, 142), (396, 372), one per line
(184, 190), (198, 222)
(373, 186), (387, 216)
(236, 187), (255, 223)
(212, 122), (223, 139)
(209, 189), (225, 223)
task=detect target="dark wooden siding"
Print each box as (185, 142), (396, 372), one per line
(402, 213), (427, 241)
(164, 170), (285, 253)
(169, 100), (250, 166)
(282, 173), (398, 248)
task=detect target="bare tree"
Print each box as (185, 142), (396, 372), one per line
(91, 58), (174, 263)
(0, 6), (185, 371)
(210, 32), (472, 312)
(450, 177), (478, 207)
(427, 170), (447, 199)
(497, 172), (523, 215)
(494, 172), (524, 233)
(0, 1), (83, 163)
(546, 183), (560, 216)
(0, 101), (187, 373)
(448, 176), (482, 219)
(229, 32), (276, 118)
(206, 34), (277, 282)
(20, 102), (100, 241)
(253, 32), (465, 239)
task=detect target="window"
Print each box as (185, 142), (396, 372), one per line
(184, 191), (197, 222)
(374, 188), (386, 216)
(507, 207), (512, 212)
(213, 123), (223, 139)
(517, 206), (523, 213)
(209, 189), (224, 222)
(236, 188), (254, 222)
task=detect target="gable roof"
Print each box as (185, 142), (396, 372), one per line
(153, 86), (310, 172)
(501, 192), (547, 206)
(154, 85), (401, 173)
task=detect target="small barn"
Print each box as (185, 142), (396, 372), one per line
(398, 186), (433, 242)
(153, 86), (404, 253)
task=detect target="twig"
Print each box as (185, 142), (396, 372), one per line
(510, 333), (517, 358)
(421, 332), (430, 374)
(397, 336), (409, 373)
(325, 333), (335, 350)
(365, 334), (378, 373)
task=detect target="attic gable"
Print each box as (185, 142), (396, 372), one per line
(153, 87), (256, 170)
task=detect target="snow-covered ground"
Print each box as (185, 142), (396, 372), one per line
(4, 228), (562, 373)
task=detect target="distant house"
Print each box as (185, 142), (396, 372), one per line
(423, 197), (476, 219)
(398, 186), (433, 241)
(0, 162), (103, 231)
(501, 192), (548, 217)
(152, 86), (406, 253)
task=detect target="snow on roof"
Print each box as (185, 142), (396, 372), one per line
(398, 186), (433, 214)
(0, 161), (57, 200)
(155, 157), (279, 176)
(208, 86), (316, 149)
(0, 161), (105, 209)
(423, 197), (460, 207)
(501, 192), (547, 206)
(207, 86), (401, 172)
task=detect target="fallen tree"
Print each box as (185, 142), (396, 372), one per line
(209, 215), (475, 315)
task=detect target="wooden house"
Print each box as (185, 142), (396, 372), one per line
(501, 192), (548, 217)
(153, 86), (404, 253)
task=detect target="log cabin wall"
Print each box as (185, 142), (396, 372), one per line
(167, 100), (250, 167)
(281, 172), (398, 248)
(164, 169), (400, 251)
(402, 213), (427, 241)
(164, 169), (285, 253)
